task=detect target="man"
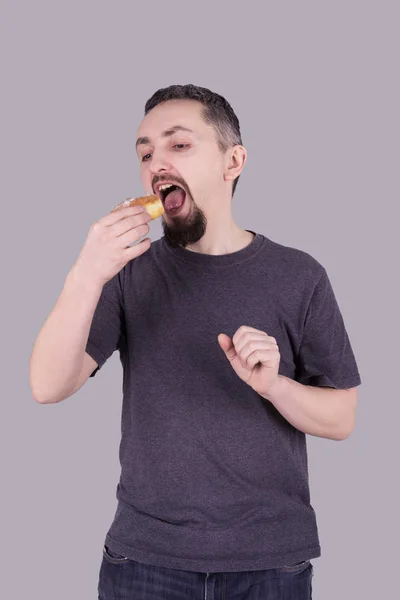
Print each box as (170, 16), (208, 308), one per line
(31, 84), (361, 599)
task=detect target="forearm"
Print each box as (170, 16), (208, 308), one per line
(261, 375), (356, 440)
(29, 265), (103, 403)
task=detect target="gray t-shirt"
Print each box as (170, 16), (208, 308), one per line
(86, 231), (361, 572)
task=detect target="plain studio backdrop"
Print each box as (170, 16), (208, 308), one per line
(1, 1), (398, 598)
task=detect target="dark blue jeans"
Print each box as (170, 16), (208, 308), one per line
(98, 545), (314, 599)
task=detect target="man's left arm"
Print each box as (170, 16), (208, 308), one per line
(262, 376), (358, 441)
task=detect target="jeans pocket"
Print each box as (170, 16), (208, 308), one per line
(103, 544), (130, 565)
(277, 560), (311, 574)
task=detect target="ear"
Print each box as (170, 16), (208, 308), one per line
(224, 145), (247, 183)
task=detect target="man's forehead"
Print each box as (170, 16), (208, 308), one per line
(136, 101), (209, 142)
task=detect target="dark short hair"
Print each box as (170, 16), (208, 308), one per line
(144, 84), (243, 198)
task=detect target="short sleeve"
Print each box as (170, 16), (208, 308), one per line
(85, 272), (125, 378)
(295, 267), (362, 389)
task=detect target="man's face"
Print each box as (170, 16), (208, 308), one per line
(136, 99), (228, 248)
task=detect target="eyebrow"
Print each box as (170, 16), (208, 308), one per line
(135, 125), (194, 150)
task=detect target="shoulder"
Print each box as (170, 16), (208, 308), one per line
(263, 236), (325, 284)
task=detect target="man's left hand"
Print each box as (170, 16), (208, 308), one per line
(218, 326), (281, 397)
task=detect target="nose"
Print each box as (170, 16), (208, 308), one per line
(149, 149), (172, 175)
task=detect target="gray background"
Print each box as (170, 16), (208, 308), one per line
(1, 1), (398, 598)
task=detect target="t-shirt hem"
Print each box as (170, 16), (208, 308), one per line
(104, 534), (321, 573)
(300, 373), (362, 389)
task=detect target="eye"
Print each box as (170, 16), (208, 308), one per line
(141, 144), (189, 162)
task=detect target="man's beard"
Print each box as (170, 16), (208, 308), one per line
(161, 198), (207, 249)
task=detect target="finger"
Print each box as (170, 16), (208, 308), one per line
(112, 212), (151, 238)
(235, 335), (275, 357)
(233, 325), (266, 343)
(239, 343), (270, 363)
(233, 328), (277, 348)
(102, 205), (147, 227)
(246, 348), (280, 369)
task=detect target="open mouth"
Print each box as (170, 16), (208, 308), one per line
(158, 183), (187, 214)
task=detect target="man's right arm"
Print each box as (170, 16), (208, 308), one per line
(29, 265), (103, 404)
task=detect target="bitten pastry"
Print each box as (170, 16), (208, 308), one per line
(112, 194), (164, 220)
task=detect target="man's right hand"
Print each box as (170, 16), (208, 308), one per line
(72, 205), (152, 288)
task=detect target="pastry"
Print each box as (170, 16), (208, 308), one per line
(112, 194), (164, 220)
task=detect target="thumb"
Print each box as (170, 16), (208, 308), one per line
(218, 333), (237, 361)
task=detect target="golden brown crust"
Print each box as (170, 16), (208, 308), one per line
(111, 194), (164, 220)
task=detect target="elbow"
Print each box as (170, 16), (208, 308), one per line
(30, 372), (65, 404)
(333, 389), (358, 440)
(30, 380), (46, 404)
(30, 378), (48, 404)
(32, 390), (64, 404)
(333, 420), (356, 441)
(333, 430), (352, 441)
(31, 389), (54, 404)
(33, 395), (62, 405)
(30, 384), (62, 404)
